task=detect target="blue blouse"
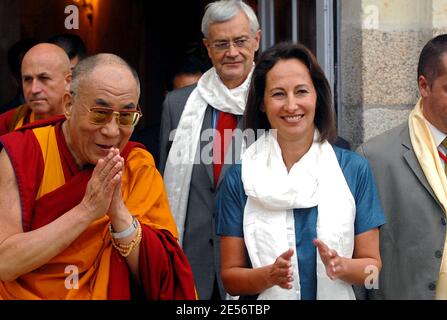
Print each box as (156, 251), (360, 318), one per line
(215, 145), (386, 300)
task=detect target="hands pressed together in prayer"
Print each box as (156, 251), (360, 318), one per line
(81, 148), (128, 223)
(80, 147), (141, 279)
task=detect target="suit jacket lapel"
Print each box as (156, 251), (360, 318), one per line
(402, 128), (442, 208)
(200, 106), (215, 188)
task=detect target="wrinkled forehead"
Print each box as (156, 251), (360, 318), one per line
(97, 64), (137, 89)
(76, 65), (139, 106)
(22, 54), (66, 76)
(22, 45), (70, 75)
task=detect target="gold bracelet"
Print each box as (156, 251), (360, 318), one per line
(110, 219), (143, 257)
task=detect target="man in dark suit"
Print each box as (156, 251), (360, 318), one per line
(159, 0), (261, 300)
(358, 34), (447, 299)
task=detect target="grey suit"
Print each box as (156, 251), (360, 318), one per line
(159, 84), (243, 300)
(358, 122), (446, 299)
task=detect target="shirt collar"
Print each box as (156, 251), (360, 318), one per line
(425, 119), (447, 149)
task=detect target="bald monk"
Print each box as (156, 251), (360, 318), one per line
(0, 53), (196, 300)
(0, 43), (71, 136)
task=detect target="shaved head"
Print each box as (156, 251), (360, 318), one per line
(22, 43), (71, 78)
(71, 53), (140, 99)
(21, 43), (72, 119)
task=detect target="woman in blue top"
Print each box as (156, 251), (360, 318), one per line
(215, 42), (385, 300)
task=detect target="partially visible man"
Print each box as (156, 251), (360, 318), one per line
(358, 34), (447, 299)
(159, 0), (261, 299)
(172, 54), (207, 90)
(48, 33), (87, 71)
(173, 72), (202, 90)
(0, 43), (71, 136)
(0, 53), (195, 299)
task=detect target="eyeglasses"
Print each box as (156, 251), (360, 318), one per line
(85, 105), (142, 127)
(209, 37), (251, 52)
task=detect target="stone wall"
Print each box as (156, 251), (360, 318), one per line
(339, 0), (447, 148)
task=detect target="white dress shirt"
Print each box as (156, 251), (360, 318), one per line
(426, 119), (447, 169)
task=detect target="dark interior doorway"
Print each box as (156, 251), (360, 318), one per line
(1, 0), (318, 159)
(3, 1), (212, 128)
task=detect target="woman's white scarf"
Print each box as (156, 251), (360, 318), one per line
(241, 131), (356, 300)
(164, 66), (252, 246)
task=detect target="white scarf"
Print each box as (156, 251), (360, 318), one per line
(164, 66), (252, 246)
(241, 131), (356, 300)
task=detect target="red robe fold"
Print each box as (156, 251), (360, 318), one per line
(0, 104), (34, 136)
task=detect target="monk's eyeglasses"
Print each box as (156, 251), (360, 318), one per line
(84, 105), (142, 127)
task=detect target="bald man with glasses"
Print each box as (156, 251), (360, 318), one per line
(0, 53), (195, 300)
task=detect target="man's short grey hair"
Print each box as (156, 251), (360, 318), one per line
(71, 53), (140, 98)
(201, 0), (260, 38)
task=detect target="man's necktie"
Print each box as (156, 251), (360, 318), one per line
(441, 137), (447, 176)
(213, 111), (237, 187)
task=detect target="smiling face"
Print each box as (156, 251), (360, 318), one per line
(263, 58), (317, 145)
(64, 64), (139, 167)
(203, 10), (260, 89)
(21, 43), (71, 119)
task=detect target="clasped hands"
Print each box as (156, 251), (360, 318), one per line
(80, 148), (128, 222)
